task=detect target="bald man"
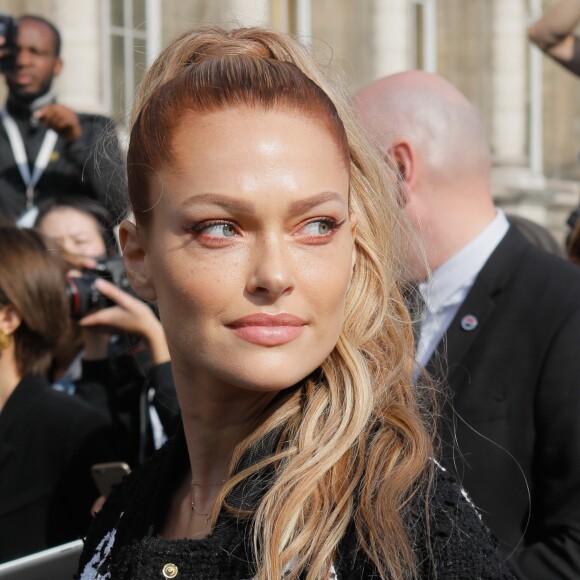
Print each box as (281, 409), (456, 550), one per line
(356, 72), (580, 579)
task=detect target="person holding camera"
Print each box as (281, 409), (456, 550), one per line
(35, 197), (180, 465)
(0, 223), (119, 563)
(0, 14), (126, 224)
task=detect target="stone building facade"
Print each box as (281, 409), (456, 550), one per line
(2, 0), (578, 241)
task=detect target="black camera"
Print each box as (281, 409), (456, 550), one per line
(66, 256), (135, 319)
(0, 14), (18, 73)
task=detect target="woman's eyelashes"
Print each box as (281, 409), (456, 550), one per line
(192, 221), (238, 238)
(185, 216), (346, 245)
(295, 217), (345, 242)
(186, 220), (240, 244)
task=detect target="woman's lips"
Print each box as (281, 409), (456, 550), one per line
(227, 313), (306, 346)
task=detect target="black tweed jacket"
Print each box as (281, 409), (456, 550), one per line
(78, 425), (514, 579)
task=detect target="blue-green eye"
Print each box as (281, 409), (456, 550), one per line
(203, 223), (237, 238)
(301, 220), (335, 236)
(189, 221), (238, 239)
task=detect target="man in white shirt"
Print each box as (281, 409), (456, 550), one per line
(356, 71), (580, 579)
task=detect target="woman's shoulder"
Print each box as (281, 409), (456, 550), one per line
(411, 463), (515, 579)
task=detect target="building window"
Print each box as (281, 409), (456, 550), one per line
(102, 0), (161, 127)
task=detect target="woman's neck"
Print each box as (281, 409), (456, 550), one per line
(179, 379), (277, 486)
(160, 367), (279, 540)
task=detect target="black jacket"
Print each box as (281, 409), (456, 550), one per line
(430, 226), (580, 578)
(77, 357), (181, 465)
(0, 374), (119, 563)
(0, 97), (127, 222)
(78, 425), (513, 579)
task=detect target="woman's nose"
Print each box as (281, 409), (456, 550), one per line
(245, 237), (295, 300)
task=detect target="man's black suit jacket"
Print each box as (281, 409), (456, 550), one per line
(0, 99), (127, 223)
(430, 226), (580, 578)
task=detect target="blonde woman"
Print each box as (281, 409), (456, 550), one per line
(78, 27), (512, 579)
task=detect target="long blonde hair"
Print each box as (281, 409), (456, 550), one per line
(127, 26), (433, 580)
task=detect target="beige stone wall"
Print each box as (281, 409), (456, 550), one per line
(3, 0), (580, 199)
(436, 0), (494, 145)
(157, 0), (375, 94)
(435, 0), (580, 183)
(160, 0), (269, 49)
(542, 35), (580, 180)
(310, 0), (374, 92)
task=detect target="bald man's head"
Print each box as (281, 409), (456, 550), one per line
(355, 72), (497, 279)
(355, 71), (491, 186)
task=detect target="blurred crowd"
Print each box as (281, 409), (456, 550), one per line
(0, 15), (180, 564)
(0, 5), (580, 579)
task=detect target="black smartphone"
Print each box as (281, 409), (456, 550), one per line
(91, 461), (131, 496)
(0, 14), (18, 72)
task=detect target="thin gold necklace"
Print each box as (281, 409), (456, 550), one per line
(190, 479), (225, 523)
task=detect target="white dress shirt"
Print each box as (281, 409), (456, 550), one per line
(415, 210), (510, 370)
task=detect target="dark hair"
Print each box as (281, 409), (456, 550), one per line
(0, 224), (68, 376)
(34, 196), (117, 256)
(19, 14), (62, 57)
(507, 214), (566, 258)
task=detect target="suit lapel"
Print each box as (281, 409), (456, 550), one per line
(428, 284), (496, 386)
(426, 225), (531, 389)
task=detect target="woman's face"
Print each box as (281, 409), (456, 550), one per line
(38, 207), (107, 259)
(127, 107), (355, 392)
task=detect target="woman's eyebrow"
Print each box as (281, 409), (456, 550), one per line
(287, 192), (346, 215)
(181, 193), (256, 213)
(180, 191), (345, 215)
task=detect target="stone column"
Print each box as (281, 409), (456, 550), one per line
(372, 0), (412, 78)
(490, 0), (547, 213)
(53, 0), (103, 113)
(491, 0), (527, 167)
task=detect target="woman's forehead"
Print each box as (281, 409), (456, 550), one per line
(149, 110), (349, 213)
(165, 108), (348, 173)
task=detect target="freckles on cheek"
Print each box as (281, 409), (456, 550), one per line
(299, 247), (353, 298)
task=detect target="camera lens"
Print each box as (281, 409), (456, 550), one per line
(66, 275), (112, 319)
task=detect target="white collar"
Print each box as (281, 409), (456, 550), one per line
(418, 209), (510, 314)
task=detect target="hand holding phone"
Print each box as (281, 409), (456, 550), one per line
(91, 462), (131, 497)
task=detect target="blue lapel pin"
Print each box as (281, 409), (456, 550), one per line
(460, 314), (478, 331)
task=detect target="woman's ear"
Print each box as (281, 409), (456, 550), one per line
(0, 305), (21, 336)
(119, 220), (157, 302)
